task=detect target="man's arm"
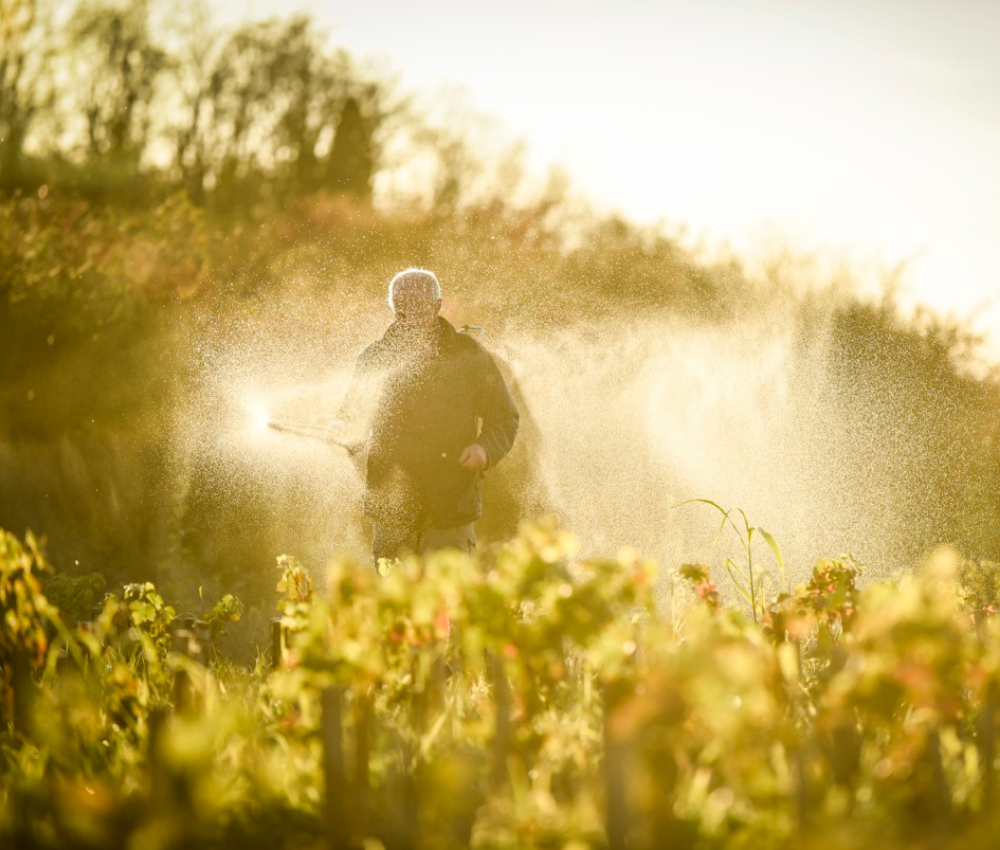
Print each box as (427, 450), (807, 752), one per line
(474, 349), (520, 470)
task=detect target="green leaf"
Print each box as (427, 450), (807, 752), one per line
(724, 558), (752, 605)
(757, 528), (786, 591)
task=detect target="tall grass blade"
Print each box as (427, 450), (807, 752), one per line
(757, 528), (786, 591)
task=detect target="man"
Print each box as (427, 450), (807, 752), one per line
(336, 268), (519, 563)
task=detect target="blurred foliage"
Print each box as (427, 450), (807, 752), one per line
(958, 556), (1000, 614)
(1, 529), (58, 727)
(42, 570), (106, 624)
(201, 591), (244, 641)
(5, 523), (1000, 848)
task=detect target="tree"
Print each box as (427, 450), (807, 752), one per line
(325, 95), (375, 201)
(70, 0), (167, 179)
(174, 16), (342, 209)
(167, 15), (389, 211)
(0, 0), (53, 191)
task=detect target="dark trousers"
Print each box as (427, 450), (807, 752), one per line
(372, 521), (476, 565)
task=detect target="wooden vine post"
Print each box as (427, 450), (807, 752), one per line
(271, 618), (285, 670)
(10, 649), (33, 740)
(353, 690), (372, 840)
(975, 609), (997, 808)
(489, 652), (511, 787)
(321, 685), (350, 850)
(602, 682), (628, 850)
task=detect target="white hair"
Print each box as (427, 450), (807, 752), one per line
(387, 268), (442, 309)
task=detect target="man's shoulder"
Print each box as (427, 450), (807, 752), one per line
(444, 323), (497, 367)
(452, 326), (484, 352)
(355, 319), (491, 365)
(356, 328), (396, 365)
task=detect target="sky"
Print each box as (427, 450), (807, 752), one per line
(211, 0), (1000, 358)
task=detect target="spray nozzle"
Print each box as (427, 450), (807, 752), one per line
(250, 405), (271, 432)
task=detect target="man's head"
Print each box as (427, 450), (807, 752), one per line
(388, 268), (443, 330)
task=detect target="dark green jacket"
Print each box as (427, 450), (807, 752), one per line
(340, 317), (519, 530)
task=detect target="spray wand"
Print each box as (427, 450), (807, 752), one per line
(265, 418), (363, 455)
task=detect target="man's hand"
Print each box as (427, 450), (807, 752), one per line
(458, 443), (488, 471)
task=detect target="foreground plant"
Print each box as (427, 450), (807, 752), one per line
(3, 522), (1000, 849)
